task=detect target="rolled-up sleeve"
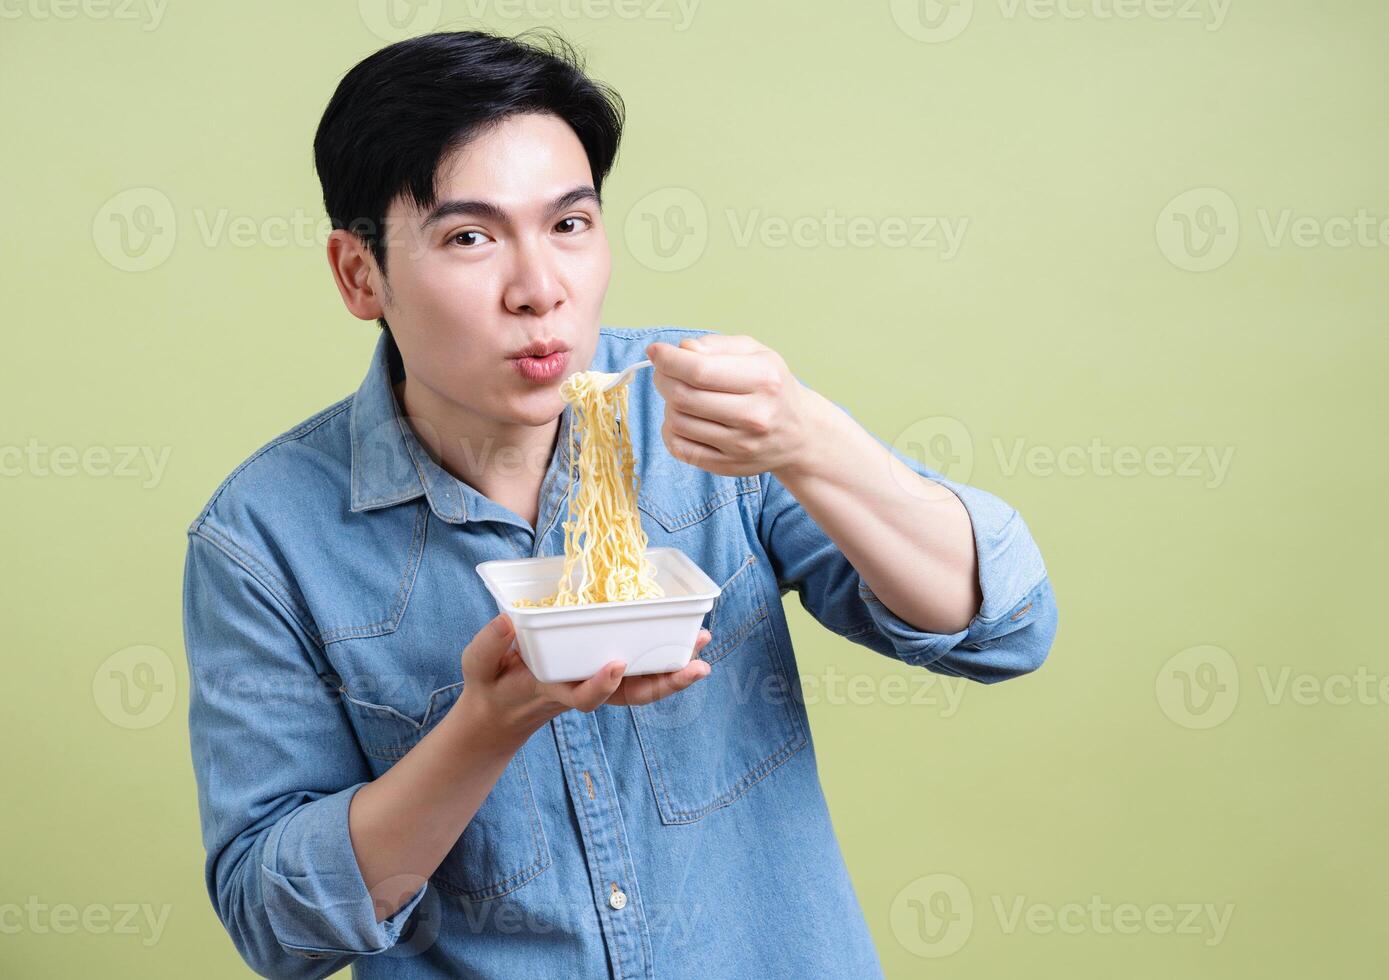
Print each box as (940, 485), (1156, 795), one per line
(756, 401), (1058, 684)
(182, 527), (426, 977)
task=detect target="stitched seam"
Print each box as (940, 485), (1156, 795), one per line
(431, 750), (550, 901)
(646, 716), (806, 823)
(431, 853), (550, 902)
(348, 386), (424, 511)
(320, 502), (429, 644)
(639, 478), (759, 531)
(348, 698), (551, 899)
(703, 603), (769, 666)
(190, 525), (322, 648)
(348, 680), (467, 752)
(635, 555), (809, 824)
(190, 399), (350, 535)
(396, 410), (456, 521)
(859, 571), (1049, 628)
(700, 555), (759, 663)
(549, 719), (626, 978)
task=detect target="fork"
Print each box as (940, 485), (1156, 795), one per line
(591, 359), (653, 393)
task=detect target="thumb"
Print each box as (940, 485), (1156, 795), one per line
(465, 611), (517, 671)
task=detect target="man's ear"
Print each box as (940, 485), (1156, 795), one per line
(326, 229), (386, 322)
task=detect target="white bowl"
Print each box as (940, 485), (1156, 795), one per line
(474, 547), (721, 684)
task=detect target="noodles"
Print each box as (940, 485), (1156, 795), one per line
(514, 368), (664, 608)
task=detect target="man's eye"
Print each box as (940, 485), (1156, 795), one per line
(555, 216), (591, 235)
(452, 230), (489, 247)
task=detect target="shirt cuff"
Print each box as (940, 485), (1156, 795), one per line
(853, 476), (1053, 680)
(260, 782), (428, 958)
(857, 573), (1054, 680)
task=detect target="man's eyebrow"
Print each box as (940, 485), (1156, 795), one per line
(421, 186), (600, 230)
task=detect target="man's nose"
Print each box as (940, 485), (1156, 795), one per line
(503, 242), (565, 316)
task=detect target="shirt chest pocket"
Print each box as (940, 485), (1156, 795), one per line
(628, 551), (809, 824)
(338, 681), (552, 902)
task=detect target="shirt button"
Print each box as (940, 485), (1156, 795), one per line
(608, 884), (628, 910)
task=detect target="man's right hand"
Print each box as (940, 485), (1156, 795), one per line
(459, 612), (712, 745)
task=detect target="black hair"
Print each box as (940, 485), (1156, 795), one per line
(313, 28), (626, 331)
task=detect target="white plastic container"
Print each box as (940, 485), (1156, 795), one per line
(474, 547), (722, 684)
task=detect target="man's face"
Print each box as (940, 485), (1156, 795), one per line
(379, 111), (611, 427)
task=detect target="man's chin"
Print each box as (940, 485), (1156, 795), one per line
(504, 387), (567, 427)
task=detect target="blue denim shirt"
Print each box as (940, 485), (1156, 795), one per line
(182, 326), (1057, 979)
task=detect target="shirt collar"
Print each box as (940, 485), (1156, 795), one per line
(348, 330), (574, 526)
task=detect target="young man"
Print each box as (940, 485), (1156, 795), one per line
(182, 29), (1057, 980)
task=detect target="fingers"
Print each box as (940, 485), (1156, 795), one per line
(541, 659), (627, 713)
(609, 629), (714, 706)
(611, 660), (710, 706)
(461, 612), (517, 680)
(645, 338), (769, 394)
(653, 376), (749, 428)
(541, 629), (714, 712)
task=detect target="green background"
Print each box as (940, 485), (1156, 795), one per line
(3, 1), (1384, 976)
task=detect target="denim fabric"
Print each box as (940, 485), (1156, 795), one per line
(182, 326), (1057, 979)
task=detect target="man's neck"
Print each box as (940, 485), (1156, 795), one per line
(393, 376), (561, 529)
